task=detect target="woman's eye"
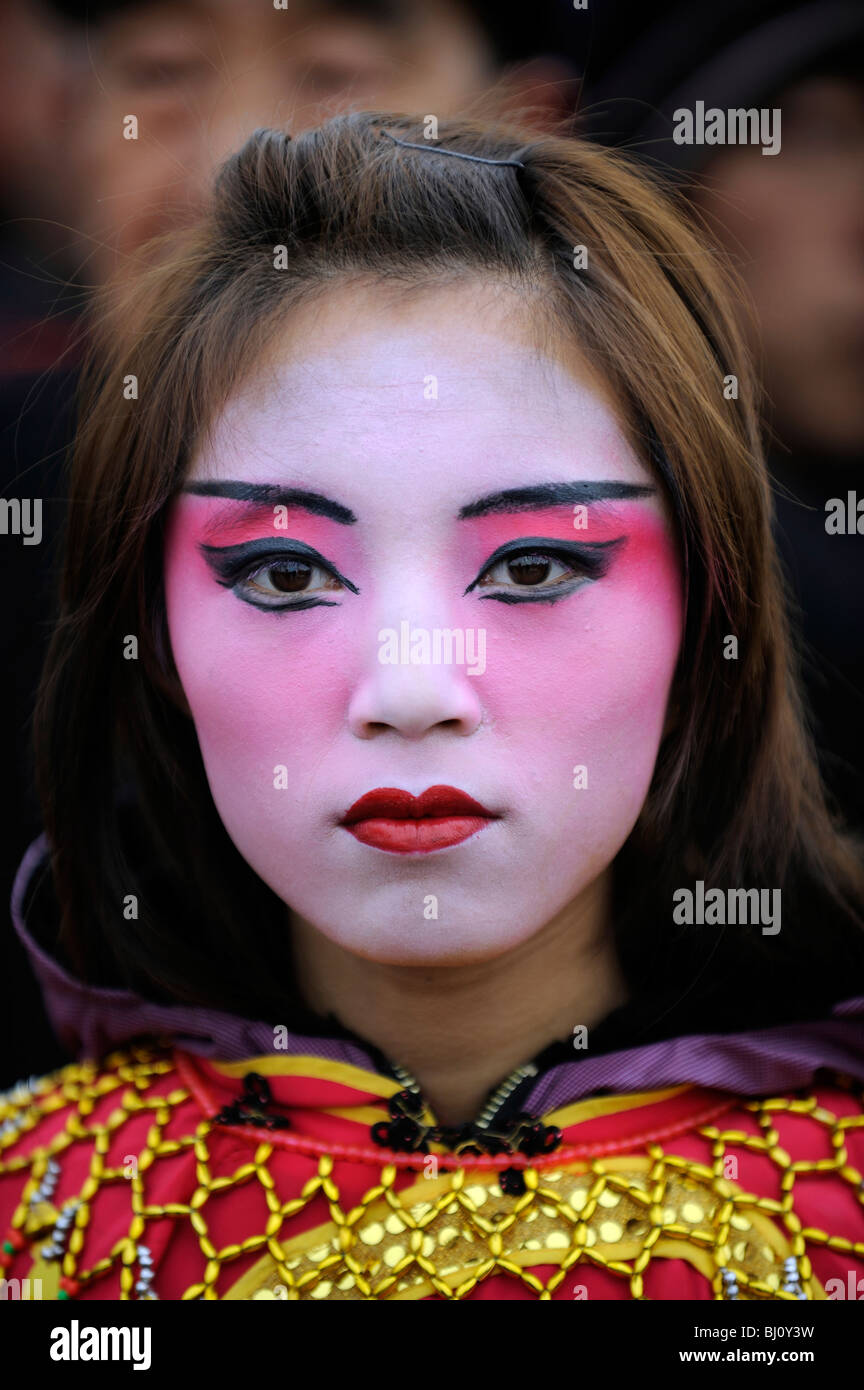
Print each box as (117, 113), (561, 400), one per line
(303, 62), (386, 96)
(478, 552), (578, 590)
(241, 559), (343, 606)
(115, 54), (212, 92)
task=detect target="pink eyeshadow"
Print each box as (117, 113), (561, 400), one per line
(176, 495), (358, 555)
(462, 503), (679, 578)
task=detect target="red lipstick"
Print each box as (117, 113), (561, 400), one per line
(340, 785), (497, 853)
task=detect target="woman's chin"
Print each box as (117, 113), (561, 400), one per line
(289, 902), (549, 967)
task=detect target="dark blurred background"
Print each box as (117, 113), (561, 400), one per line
(2, 0), (862, 1087)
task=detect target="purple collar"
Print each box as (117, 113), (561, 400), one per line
(13, 836), (864, 1112)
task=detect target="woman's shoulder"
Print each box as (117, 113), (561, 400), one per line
(1, 1041), (186, 1144)
(0, 1042), (185, 1152)
(0, 1042), (197, 1295)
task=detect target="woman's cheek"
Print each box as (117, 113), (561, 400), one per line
(474, 543), (682, 795)
(174, 615), (346, 754)
(163, 495), (360, 751)
(483, 571), (681, 707)
(165, 597), (362, 847)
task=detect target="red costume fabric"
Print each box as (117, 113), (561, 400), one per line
(2, 1042), (863, 1300)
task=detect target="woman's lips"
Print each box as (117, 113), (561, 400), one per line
(340, 785), (497, 853)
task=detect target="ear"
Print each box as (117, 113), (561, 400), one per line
(495, 56), (580, 132)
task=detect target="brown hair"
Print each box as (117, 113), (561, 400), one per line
(34, 112), (864, 1036)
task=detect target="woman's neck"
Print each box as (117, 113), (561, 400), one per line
(290, 870), (627, 1125)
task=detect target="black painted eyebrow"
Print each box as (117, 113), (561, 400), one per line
(458, 482), (655, 519)
(184, 481), (357, 525)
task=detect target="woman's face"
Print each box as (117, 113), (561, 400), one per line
(164, 282), (684, 965)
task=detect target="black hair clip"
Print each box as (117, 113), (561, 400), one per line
(379, 128), (525, 169)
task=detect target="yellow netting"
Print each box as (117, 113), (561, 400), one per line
(2, 1045), (863, 1300)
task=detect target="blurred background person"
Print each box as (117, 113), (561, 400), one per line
(580, 0), (864, 831)
(0, 0), (89, 1089)
(0, 0), (82, 376)
(58, 0), (576, 285)
(0, 0), (578, 1086)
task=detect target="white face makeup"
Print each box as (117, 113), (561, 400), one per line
(164, 282), (684, 965)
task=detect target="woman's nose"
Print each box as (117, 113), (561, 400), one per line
(347, 623), (485, 740)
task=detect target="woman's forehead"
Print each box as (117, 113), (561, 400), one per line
(189, 283), (653, 505)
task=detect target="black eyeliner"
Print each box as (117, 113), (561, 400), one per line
(477, 582), (585, 606)
(199, 537), (359, 594)
(464, 536), (626, 597)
